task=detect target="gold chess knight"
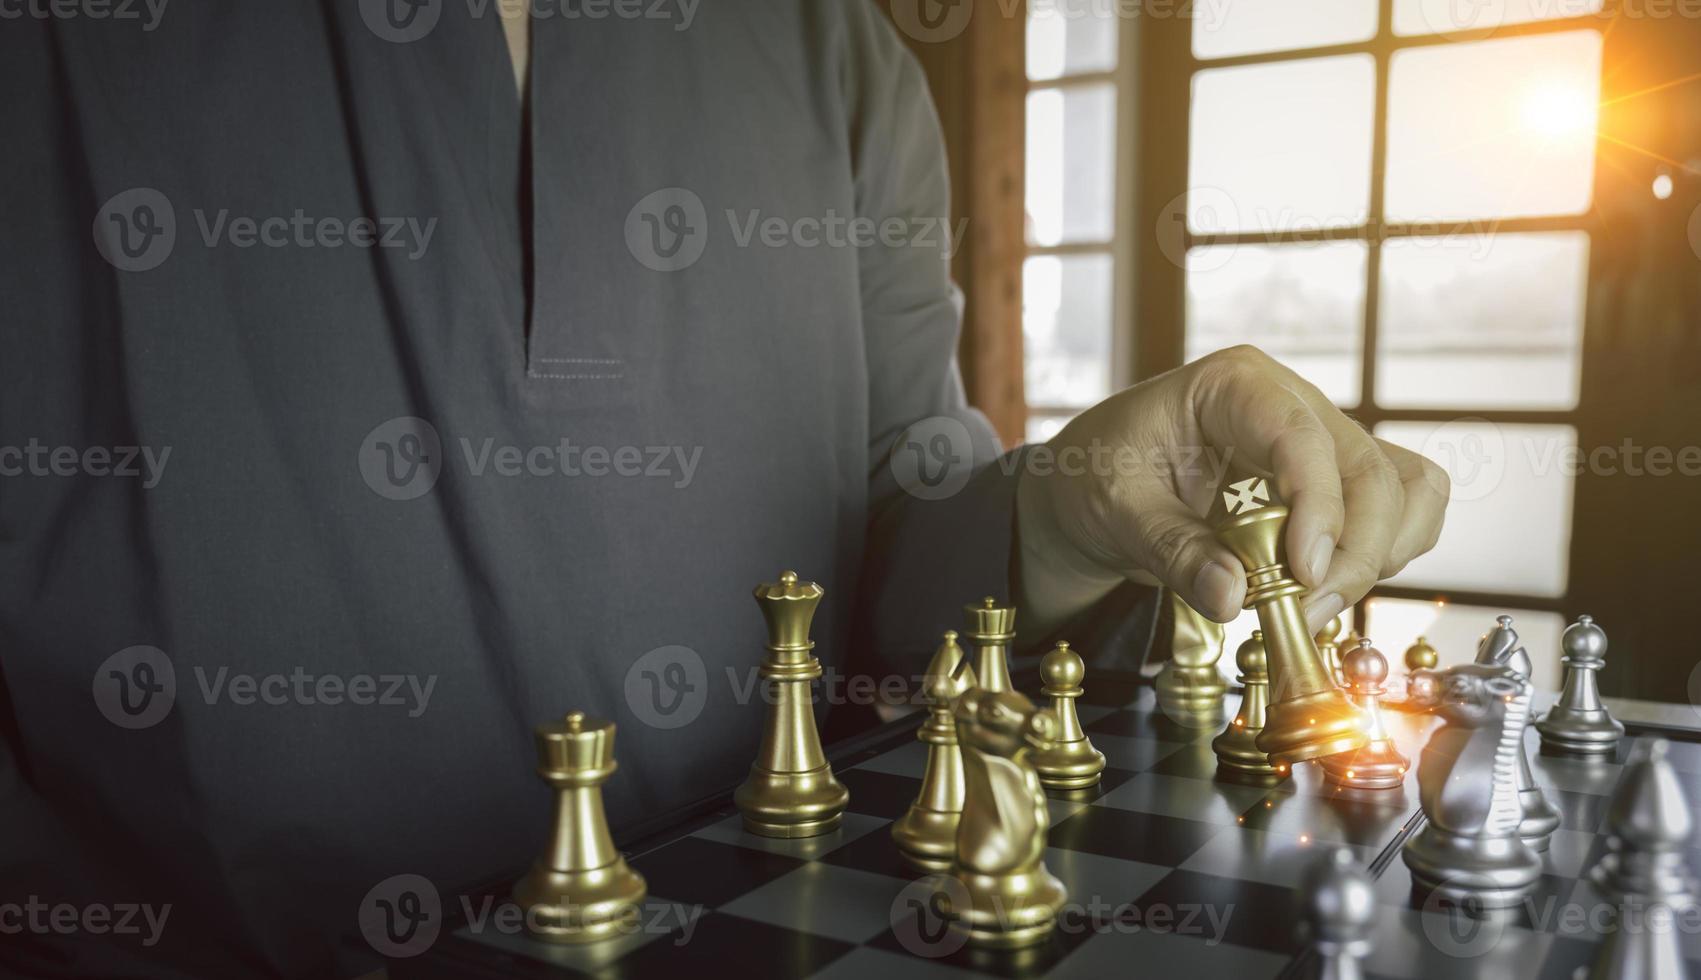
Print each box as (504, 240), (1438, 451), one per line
(1154, 590), (1228, 726)
(512, 712), (648, 943)
(1214, 476), (1369, 765)
(734, 571), (850, 838)
(892, 632), (977, 872)
(943, 688), (1068, 949)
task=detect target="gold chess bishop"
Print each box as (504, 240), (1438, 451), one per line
(1153, 590), (1228, 726)
(891, 631), (977, 872)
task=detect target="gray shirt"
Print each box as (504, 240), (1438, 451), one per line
(0, 3), (1143, 976)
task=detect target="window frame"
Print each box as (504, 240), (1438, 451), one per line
(1123, 1), (1611, 623)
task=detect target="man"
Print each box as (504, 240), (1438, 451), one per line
(0, 2), (1445, 976)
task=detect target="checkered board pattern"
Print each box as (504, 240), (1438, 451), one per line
(391, 680), (1701, 980)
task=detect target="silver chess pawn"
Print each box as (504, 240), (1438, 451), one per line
(1579, 740), (1696, 980)
(1475, 616), (1561, 851)
(1302, 848), (1375, 980)
(1403, 663), (1543, 909)
(1321, 639), (1408, 791)
(1537, 615), (1624, 756)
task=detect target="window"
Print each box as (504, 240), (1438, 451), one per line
(1023, 4), (1124, 444)
(1178, 8), (1603, 673)
(1017, 5), (1609, 675)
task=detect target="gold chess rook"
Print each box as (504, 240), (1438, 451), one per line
(734, 571), (850, 838)
(512, 712), (647, 943)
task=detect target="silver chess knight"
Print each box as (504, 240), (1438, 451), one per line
(1537, 615), (1624, 756)
(1475, 616), (1561, 851)
(1403, 663), (1543, 908)
(1579, 739), (1696, 980)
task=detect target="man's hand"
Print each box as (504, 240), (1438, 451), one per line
(1016, 346), (1449, 636)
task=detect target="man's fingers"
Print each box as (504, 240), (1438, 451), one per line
(1311, 440), (1406, 613)
(1191, 348), (1344, 589)
(1109, 497), (1246, 622)
(1378, 438), (1450, 574)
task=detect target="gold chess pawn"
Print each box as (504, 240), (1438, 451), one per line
(1031, 641), (1107, 790)
(963, 597), (1015, 693)
(945, 688), (1067, 949)
(1212, 631), (1288, 784)
(1321, 640), (1409, 790)
(734, 571), (849, 838)
(512, 712), (647, 943)
(1316, 615), (1346, 687)
(1153, 590), (1228, 727)
(892, 632), (977, 872)
(1214, 479), (1368, 766)
(1403, 636), (1438, 676)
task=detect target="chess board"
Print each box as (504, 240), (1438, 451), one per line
(387, 678), (1701, 980)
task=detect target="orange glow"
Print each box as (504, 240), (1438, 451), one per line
(1520, 84), (1598, 139)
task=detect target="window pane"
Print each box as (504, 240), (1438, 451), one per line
(1393, 0), (1604, 37)
(1026, 85), (1117, 246)
(1028, 2), (1117, 81)
(1385, 32), (1601, 222)
(1189, 56), (1375, 234)
(1375, 421), (1576, 597)
(1377, 232), (1590, 410)
(1025, 414), (1072, 446)
(1186, 242), (1368, 405)
(1025, 254), (1113, 408)
(1193, 0), (1378, 60)
(1365, 598), (1566, 691)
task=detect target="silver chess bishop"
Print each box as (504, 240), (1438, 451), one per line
(1537, 615), (1625, 756)
(1403, 662), (1543, 908)
(1475, 616), (1561, 851)
(1578, 740), (1696, 980)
